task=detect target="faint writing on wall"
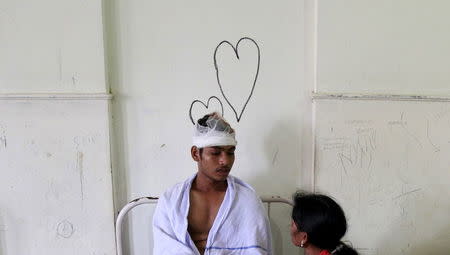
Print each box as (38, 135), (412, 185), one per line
(322, 127), (377, 173)
(73, 134), (99, 149)
(0, 125), (6, 149)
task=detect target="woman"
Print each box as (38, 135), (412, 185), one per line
(290, 192), (358, 255)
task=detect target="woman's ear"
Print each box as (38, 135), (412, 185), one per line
(191, 146), (200, 161)
(290, 221), (308, 247)
(300, 232), (308, 247)
(290, 221), (301, 246)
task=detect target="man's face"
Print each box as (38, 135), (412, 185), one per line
(195, 145), (236, 182)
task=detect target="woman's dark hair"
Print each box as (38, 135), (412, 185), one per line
(292, 192), (358, 255)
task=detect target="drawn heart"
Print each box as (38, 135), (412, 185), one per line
(214, 37), (260, 122)
(189, 96), (224, 125)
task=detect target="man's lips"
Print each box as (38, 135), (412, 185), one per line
(216, 168), (230, 173)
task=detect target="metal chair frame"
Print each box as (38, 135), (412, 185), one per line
(115, 196), (293, 255)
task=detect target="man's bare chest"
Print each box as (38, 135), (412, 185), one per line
(188, 191), (225, 235)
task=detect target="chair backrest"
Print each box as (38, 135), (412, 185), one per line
(115, 196), (293, 255)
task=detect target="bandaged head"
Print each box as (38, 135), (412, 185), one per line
(193, 112), (237, 148)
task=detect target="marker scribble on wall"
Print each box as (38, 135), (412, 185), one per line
(189, 96), (224, 125)
(57, 220), (74, 238)
(426, 109), (450, 152)
(188, 37), (261, 123)
(213, 37), (260, 122)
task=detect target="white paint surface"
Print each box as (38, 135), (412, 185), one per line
(0, 0), (106, 93)
(0, 0), (115, 254)
(0, 100), (116, 255)
(105, 0), (309, 254)
(314, 2), (450, 252)
(3, 1), (450, 254)
(317, 0), (450, 95)
(315, 100), (450, 254)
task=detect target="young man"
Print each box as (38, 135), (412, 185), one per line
(153, 112), (272, 255)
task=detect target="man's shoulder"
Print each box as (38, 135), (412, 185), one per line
(160, 175), (193, 200)
(160, 175), (195, 201)
(230, 175), (255, 191)
(229, 176), (268, 220)
(229, 175), (261, 201)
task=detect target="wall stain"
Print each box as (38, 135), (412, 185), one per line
(72, 75), (78, 85)
(77, 151), (84, 200)
(0, 135), (6, 148)
(272, 148), (279, 165)
(0, 127), (6, 149)
(58, 48), (62, 83)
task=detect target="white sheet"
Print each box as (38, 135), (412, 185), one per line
(153, 174), (272, 255)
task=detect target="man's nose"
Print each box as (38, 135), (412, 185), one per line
(219, 153), (231, 165)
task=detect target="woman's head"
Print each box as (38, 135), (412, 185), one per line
(291, 192), (358, 255)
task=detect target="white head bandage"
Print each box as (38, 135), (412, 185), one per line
(193, 112), (237, 148)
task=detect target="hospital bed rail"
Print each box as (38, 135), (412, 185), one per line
(115, 196), (293, 255)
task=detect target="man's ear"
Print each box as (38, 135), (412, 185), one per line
(191, 146), (200, 162)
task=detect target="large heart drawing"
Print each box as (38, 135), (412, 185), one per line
(189, 96), (224, 125)
(214, 37), (260, 122)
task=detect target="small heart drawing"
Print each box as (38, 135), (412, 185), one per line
(214, 37), (260, 122)
(189, 96), (224, 125)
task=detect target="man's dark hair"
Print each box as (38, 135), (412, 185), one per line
(197, 112), (232, 132)
(197, 114), (212, 127)
(196, 114), (212, 156)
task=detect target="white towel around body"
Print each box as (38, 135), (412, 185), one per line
(153, 174), (273, 255)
